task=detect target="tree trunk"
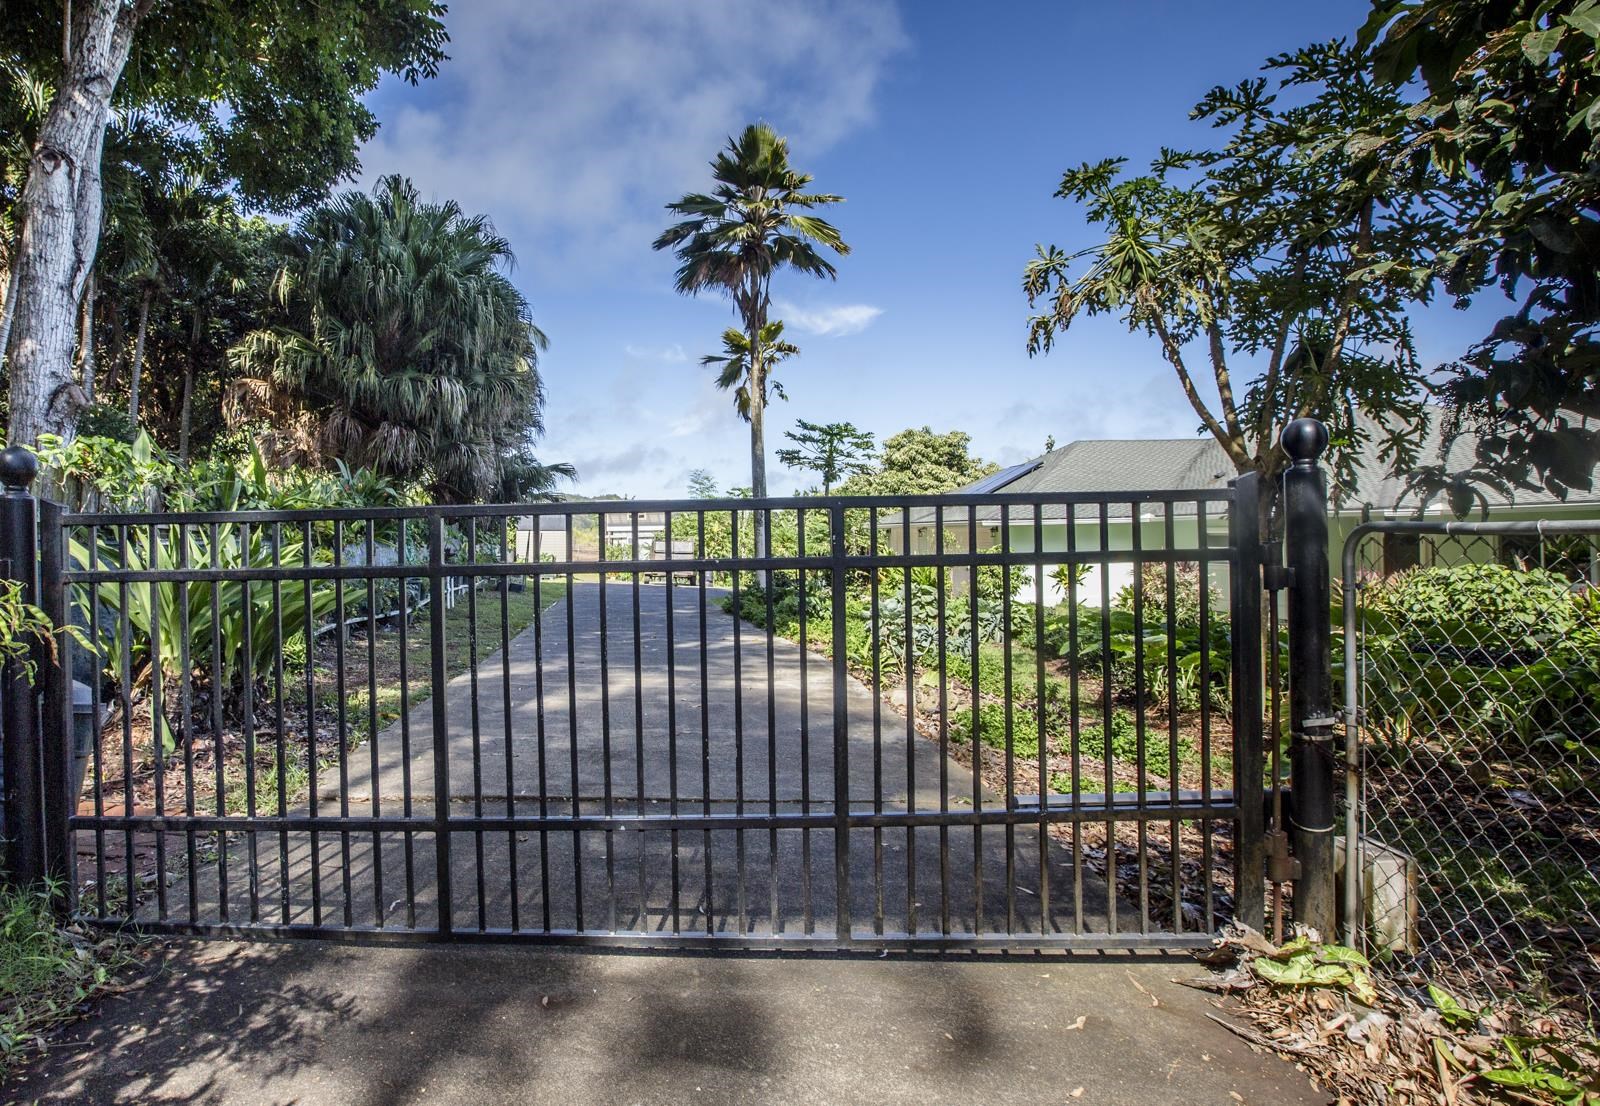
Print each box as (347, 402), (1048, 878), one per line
(178, 305), (200, 460)
(127, 285), (151, 428)
(747, 318), (768, 588)
(5, 0), (142, 448)
(0, 261), (20, 373)
(77, 269), (96, 403)
(178, 356), (195, 461)
(99, 296), (126, 394)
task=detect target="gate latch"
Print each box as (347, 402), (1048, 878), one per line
(1264, 829), (1301, 883)
(1262, 564), (1294, 591)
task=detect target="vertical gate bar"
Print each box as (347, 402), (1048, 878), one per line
(239, 521), (257, 923)
(37, 500), (73, 896)
(531, 517), (552, 934)
(968, 507), (983, 935)
(466, 519), (486, 932)
(731, 509), (746, 934)
(1066, 502), (1083, 934)
(696, 510), (712, 935)
(1227, 472), (1266, 933)
(271, 524), (289, 925)
(1165, 503), (1181, 932)
(148, 522), (168, 922)
(1130, 504), (1148, 934)
(1033, 504), (1050, 936)
(797, 509), (812, 934)
(1000, 505), (1015, 935)
(121, 525), (140, 921)
(428, 514), (453, 937)
(366, 520), (385, 927)
(399, 520), (417, 929)
(300, 521), (319, 927)
(664, 509), (680, 935)
(176, 525), (197, 924)
(903, 507), (917, 936)
(830, 502), (851, 944)
(1036, 505), (1049, 941)
(1281, 420), (1336, 937)
(763, 508), (779, 935)
(598, 514), (616, 933)
(499, 518), (519, 933)
(88, 526), (107, 918)
(934, 505), (949, 936)
(1197, 503), (1215, 933)
(333, 521), (352, 926)
(870, 507), (885, 937)
(631, 512), (645, 931)
(1097, 502), (1113, 934)
(565, 513), (582, 932)
(0, 453), (42, 889)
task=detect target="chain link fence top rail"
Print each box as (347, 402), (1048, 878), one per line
(1342, 519), (1600, 1018)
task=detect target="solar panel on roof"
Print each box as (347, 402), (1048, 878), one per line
(966, 459), (1043, 496)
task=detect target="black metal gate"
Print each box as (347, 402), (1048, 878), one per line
(1, 451), (1306, 950)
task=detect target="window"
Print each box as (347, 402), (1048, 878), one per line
(1382, 532), (1421, 575)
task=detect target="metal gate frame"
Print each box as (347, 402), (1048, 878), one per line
(0, 438), (1347, 952)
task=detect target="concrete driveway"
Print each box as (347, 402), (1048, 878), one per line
(152, 581), (1128, 941)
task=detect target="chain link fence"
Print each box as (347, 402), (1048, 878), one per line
(1343, 520), (1600, 1018)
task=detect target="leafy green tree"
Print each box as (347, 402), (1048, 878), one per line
(1362, 0), (1600, 495)
(0, 0), (447, 449)
(229, 176), (561, 504)
(653, 123), (850, 506)
(700, 321), (797, 421)
(776, 418), (875, 493)
(687, 468), (721, 498)
(838, 426), (999, 496)
(1024, 42), (1467, 493)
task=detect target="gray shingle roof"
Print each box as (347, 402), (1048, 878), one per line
(901, 409), (1600, 525)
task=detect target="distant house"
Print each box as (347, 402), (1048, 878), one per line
(881, 416), (1600, 606)
(514, 507), (669, 564)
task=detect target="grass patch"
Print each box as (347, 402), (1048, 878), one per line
(312, 579), (565, 747)
(0, 882), (137, 1075)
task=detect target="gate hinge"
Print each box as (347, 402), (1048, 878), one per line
(1262, 564), (1294, 591)
(1264, 830), (1301, 883)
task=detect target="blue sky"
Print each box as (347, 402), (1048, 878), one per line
(357, 0), (1502, 498)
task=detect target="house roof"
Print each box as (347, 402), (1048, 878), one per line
(886, 410), (1600, 527)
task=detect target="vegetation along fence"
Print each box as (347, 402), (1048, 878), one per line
(1342, 520), (1600, 1019)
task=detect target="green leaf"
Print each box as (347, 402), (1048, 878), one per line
(1562, 6), (1600, 38)
(1521, 26), (1566, 63)
(1317, 944), (1372, 968)
(1427, 983), (1479, 1028)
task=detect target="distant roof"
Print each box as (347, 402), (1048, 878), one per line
(887, 409), (1600, 526)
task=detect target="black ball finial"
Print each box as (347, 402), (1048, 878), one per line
(0, 446), (38, 492)
(1280, 418), (1329, 466)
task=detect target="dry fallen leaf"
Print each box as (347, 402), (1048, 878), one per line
(1069, 1088), (1084, 1098)
(1066, 1015), (1087, 1031)
(1127, 972), (1160, 1007)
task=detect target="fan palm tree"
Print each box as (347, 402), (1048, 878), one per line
(654, 123), (849, 506)
(701, 320), (798, 422)
(229, 175), (566, 503)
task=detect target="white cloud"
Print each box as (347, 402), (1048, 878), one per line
(624, 342), (689, 363)
(776, 301), (884, 337)
(358, 1), (907, 281)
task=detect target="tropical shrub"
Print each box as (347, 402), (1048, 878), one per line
(1355, 564), (1600, 757)
(1047, 563), (1231, 711)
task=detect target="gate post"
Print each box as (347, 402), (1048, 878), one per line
(1227, 472), (1266, 932)
(0, 447), (45, 887)
(1280, 419), (1336, 938)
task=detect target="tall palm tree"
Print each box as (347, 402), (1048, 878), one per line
(700, 320), (798, 423)
(654, 123), (849, 507)
(229, 175), (565, 503)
